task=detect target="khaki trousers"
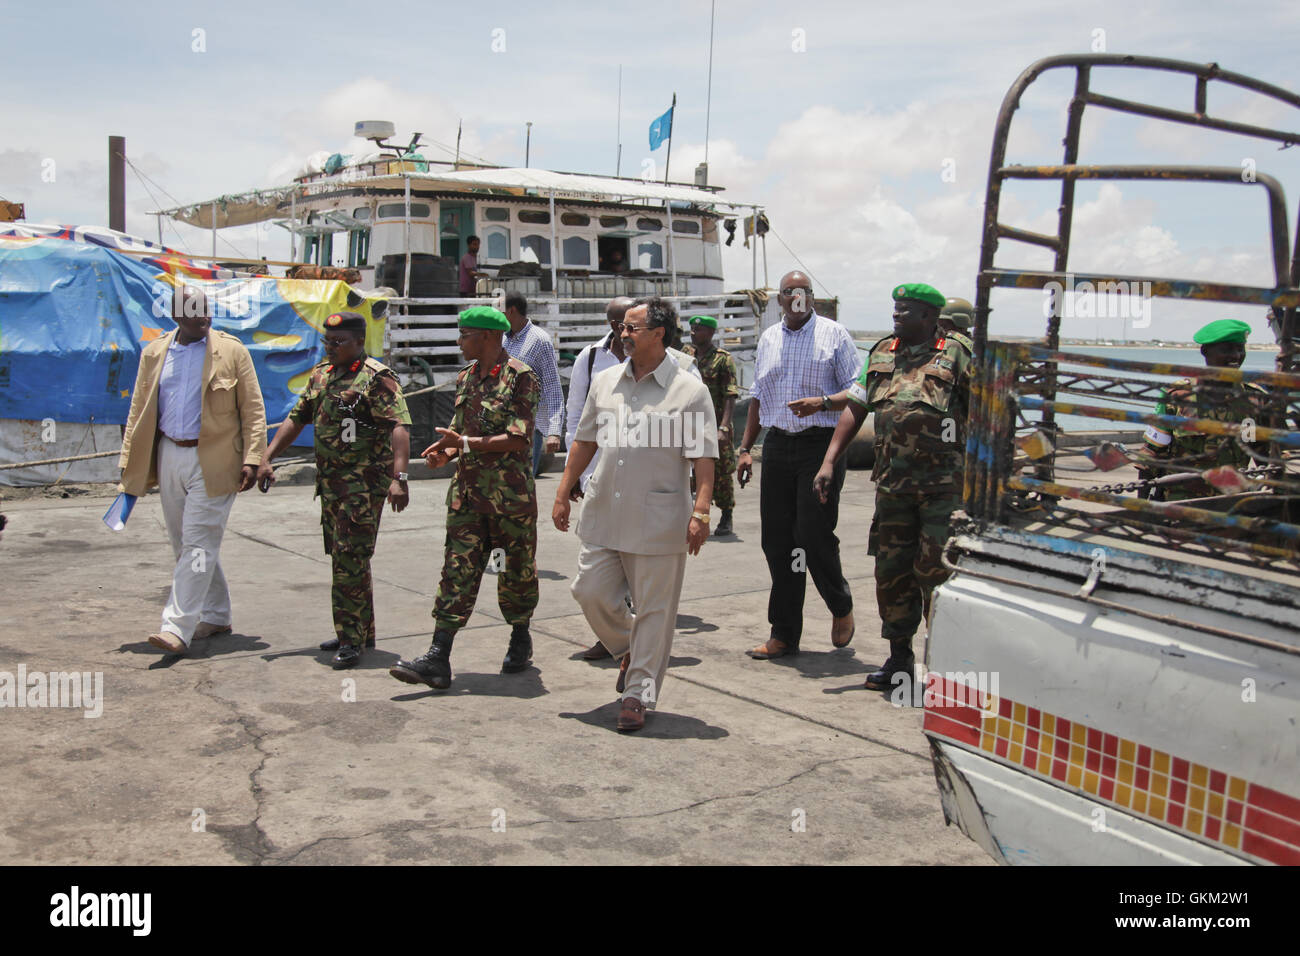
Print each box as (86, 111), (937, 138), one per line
(572, 542), (687, 709)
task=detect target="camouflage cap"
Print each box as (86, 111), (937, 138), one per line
(892, 283), (945, 309)
(1193, 319), (1251, 345)
(689, 315), (718, 328)
(459, 306), (510, 331)
(325, 311), (367, 334)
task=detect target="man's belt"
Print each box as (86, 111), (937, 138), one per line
(163, 434), (199, 447)
(768, 426), (834, 439)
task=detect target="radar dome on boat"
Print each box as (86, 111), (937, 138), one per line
(354, 120), (396, 142)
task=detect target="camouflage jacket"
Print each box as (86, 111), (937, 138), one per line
(681, 344), (740, 425)
(448, 355), (539, 516)
(847, 333), (973, 493)
(1139, 377), (1272, 497)
(289, 355), (411, 497)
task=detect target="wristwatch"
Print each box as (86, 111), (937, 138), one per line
(692, 511), (710, 524)
(394, 471), (408, 482)
(821, 394), (831, 411)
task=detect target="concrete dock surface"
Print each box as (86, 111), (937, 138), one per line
(0, 470), (991, 865)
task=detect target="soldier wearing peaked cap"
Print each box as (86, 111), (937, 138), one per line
(258, 311), (412, 669)
(813, 282), (973, 691)
(389, 306), (541, 691)
(1138, 318), (1273, 502)
(681, 314), (740, 536)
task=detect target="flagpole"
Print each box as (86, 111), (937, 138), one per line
(705, 0), (715, 168)
(663, 92), (676, 186)
(616, 64), (623, 177)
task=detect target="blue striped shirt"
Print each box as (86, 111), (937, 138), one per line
(504, 319), (564, 436)
(751, 313), (862, 432)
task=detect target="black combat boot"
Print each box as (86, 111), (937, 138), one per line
(864, 636), (915, 690)
(501, 623), (533, 674)
(714, 509), (733, 536)
(390, 629), (455, 689)
(332, 643), (363, 669)
(320, 635), (376, 652)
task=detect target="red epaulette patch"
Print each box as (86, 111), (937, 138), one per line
(888, 337), (899, 352)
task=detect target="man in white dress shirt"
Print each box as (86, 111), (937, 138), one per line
(554, 298), (717, 732)
(736, 271), (862, 661)
(119, 285), (266, 654)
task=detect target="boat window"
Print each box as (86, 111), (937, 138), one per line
(671, 219), (700, 234)
(352, 207), (371, 221)
(520, 234), (551, 265)
(348, 229), (370, 267)
(599, 215), (628, 228)
(561, 212), (590, 227)
(377, 202), (431, 219)
(484, 226), (511, 261)
(519, 209), (551, 225)
(483, 207), (510, 222)
(562, 236), (591, 266)
(636, 241), (663, 270)
(636, 217), (662, 231)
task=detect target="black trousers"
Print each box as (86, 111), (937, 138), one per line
(759, 428), (853, 647)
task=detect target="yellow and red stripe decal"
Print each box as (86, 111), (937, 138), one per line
(923, 675), (1300, 866)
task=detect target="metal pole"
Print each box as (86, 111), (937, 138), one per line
(663, 93), (676, 185)
(455, 120), (462, 170)
(403, 174), (411, 298)
(761, 231), (768, 287)
(616, 65), (622, 177)
(751, 207), (757, 288)
(155, 214), (162, 246)
(211, 202), (216, 259)
(705, 2), (715, 167)
(665, 203), (677, 294)
(108, 136), (125, 233)
(526, 122), (532, 168)
(548, 190), (558, 297)
(290, 190), (297, 262)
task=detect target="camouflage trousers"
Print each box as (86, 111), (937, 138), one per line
(713, 431), (737, 511)
(322, 490), (386, 648)
(433, 508), (539, 631)
(870, 488), (961, 641)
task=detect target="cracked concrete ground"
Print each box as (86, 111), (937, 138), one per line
(0, 468), (991, 865)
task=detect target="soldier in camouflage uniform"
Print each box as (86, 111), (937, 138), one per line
(1137, 318), (1272, 502)
(813, 283), (972, 690)
(389, 306), (541, 691)
(258, 311), (412, 669)
(681, 314), (740, 535)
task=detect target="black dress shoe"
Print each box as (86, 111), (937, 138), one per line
(502, 625), (533, 673)
(332, 644), (363, 669)
(581, 641), (611, 660)
(713, 509), (733, 536)
(321, 636), (376, 651)
(390, 631), (455, 689)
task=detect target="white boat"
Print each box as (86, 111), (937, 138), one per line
(156, 123), (781, 387)
(923, 55), (1300, 866)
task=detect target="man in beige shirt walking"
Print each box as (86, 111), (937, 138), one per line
(554, 298), (717, 732)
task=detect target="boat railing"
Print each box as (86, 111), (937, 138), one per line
(383, 293), (762, 378)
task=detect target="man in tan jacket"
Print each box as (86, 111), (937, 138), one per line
(120, 285), (266, 653)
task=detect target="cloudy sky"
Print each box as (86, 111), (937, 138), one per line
(4, 0), (1300, 339)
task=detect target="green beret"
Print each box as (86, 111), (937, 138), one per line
(892, 283), (946, 309)
(1193, 319), (1251, 345)
(324, 311), (367, 335)
(689, 315), (718, 329)
(458, 306), (510, 331)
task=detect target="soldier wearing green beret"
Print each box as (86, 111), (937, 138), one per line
(1138, 318), (1272, 501)
(812, 282), (973, 690)
(681, 314), (740, 536)
(389, 306), (541, 690)
(258, 311), (412, 669)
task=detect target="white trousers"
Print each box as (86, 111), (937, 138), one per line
(157, 438), (236, 645)
(571, 543), (687, 709)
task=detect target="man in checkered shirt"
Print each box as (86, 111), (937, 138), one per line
(503, 292), (565, 475)
(736, 270), (862, 660)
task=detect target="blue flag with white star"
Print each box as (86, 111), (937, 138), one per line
(648, 105), (673, 151)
